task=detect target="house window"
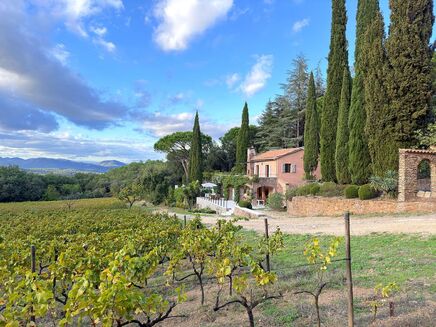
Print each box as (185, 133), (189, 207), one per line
(265, 165), (270, 177)
(256, 165), (259, 176)
(283, 163), (297, 173)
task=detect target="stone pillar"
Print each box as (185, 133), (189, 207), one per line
(398, 150), (407, 202)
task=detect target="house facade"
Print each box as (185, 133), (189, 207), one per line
(246, 147), (320, 205)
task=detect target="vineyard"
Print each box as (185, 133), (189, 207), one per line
(0, 199), (435, 326)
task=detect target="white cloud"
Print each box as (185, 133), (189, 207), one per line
(139, 111), (229, 138)
(55, 0), (123, 37)
(90, 25), (116, 52)
(49, 43), (70, 65)
(93, 38), (116, 52)
(226, 73), (240, 88)
(292, 18), (310, 33)
(153, 0), (233, 51)
(239, 55), (273, 98)
(90, 25), (107, 37)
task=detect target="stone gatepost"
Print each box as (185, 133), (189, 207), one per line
(398, 148), (436, 202)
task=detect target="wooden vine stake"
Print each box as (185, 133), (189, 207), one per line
(30, 245), (36, 324)
(344, 212), (354, 327)
(264, 218), (270, 272)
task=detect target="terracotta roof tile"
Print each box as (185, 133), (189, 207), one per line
(251, 148), (303, 161)
(400, 148), (436, 155)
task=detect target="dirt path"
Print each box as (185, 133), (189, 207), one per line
(175, 212), (436, 236)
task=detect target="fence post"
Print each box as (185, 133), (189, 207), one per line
(30, 245), (36, 324)
(344, 212), (354, 327)
(389, 302), (394, 317)
(264, 218), (271, 272)
(184, 215), (187, 227)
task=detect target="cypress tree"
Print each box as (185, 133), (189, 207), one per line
(364, 5), (398, 175)
(385, 0), (434, 148)
(348, 0), (376, 185)
(320, 0), (348, 182)
(235, 102), (249, 173)
(303, 72), (320, 179)
(335, 68), (352, 184)
(189, 111), (203, 182)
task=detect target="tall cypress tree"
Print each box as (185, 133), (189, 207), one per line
(364, 5), (398, 175)
(348, 0), (375, 185)
(320, 0), (348, 182)
(189, 111), (203, 182)
(303, 72), (320, 179)
(386, 0), (434, 148)
(235, 102), (249, 173)
(335, 68), (352, 184)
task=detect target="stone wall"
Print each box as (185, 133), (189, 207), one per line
(287, 196), (436, 217)
(233, 206), (267, 219)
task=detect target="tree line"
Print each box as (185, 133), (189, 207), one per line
(304, 0), (434, 185)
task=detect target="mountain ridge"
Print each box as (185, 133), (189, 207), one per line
(0, 157), (126, 174)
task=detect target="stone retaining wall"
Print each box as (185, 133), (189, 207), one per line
(233, 206), (267, 219)
(287, 196), (436, 217)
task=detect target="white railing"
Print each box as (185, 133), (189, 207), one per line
(196, 197), (236, 214)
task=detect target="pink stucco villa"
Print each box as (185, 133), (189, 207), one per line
(246, 147), (321, 205)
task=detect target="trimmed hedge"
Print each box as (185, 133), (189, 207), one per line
(358, 184), (378, 200)
(238, 200), (252, 209)
(344, 185), (360, 199)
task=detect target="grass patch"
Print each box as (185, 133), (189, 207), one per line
(241, 231), (436, 291)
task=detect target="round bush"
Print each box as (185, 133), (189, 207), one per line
(358, 184), (378, 200)
(238, 200), (252, 209)
(344, 185), (360, 199)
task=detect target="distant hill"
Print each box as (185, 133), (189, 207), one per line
(0, 157), (126, 174)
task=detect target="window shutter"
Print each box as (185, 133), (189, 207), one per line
(291, 164), (296, 173)
(282, 164), (286, 173)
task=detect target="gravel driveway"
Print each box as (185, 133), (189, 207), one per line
(177, 212), (436, 236)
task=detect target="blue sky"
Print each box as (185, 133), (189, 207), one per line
(0, 0), (433, 163)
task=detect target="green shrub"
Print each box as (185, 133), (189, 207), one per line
(309, 183), (320, 195)
(189, 208), (216, 214)
(238, 200), (252, 209)
(344, 185), (359, 199)
(295, 184), (313, 196)
(358, 184), (378, 200)
(286, 188), (298, 200)
(369, 170), (398, 198)
(319, 182), (345, 197)
(266, 192), (284, 210)
(174, 187), (187, 208)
